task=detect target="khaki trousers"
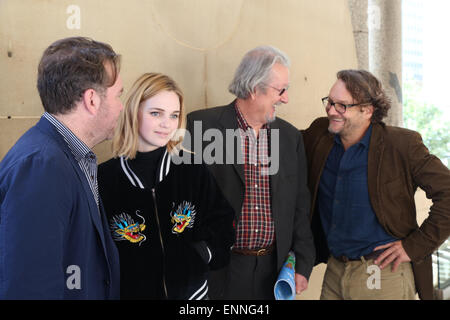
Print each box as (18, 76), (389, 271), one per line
(320, 256), (416, 300)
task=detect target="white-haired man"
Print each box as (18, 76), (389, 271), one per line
(186, 46), (315, 299)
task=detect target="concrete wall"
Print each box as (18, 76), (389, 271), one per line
(0, 0), (358, 163)
(0, 0), (433, 300)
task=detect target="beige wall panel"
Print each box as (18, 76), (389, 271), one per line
(1, 0), (358, 161)
(415, 189), (431, 226)
(0, 0), (356, 159)
(0, 0), (61, 116)
(150, 0), (245, 51)
(204, 0), (358, 129)
(92, 140), (113, 165)
(0, 0), (208, 117)
(1, 0), (358, 121)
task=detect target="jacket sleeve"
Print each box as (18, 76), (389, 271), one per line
(195, 164), (235, 270)
(292, 131), (316, 278)
(0, 154), (72, 299)
(401, 131), (450, 261)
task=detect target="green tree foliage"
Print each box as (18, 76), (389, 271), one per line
(403, 81), (450, 167)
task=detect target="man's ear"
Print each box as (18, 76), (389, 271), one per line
(249, 88), (258, 100)
(82, 88), (102, 115)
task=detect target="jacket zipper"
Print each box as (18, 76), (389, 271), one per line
(152, 188), (168, 299)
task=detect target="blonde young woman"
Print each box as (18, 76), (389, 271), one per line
(98, 73), (234, 300)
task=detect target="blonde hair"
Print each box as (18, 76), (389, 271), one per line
(112, 73), (185, 159)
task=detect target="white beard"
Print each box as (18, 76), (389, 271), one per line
(266, 104), (279, 123)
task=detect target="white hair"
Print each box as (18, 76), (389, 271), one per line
(228, 45), (290, 99)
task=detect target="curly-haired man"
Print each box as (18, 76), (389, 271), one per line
(302, 69), (450, 300)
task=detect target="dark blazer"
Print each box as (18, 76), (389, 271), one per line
(0, 116), (120, 299)
(302, 117), (450, 300)
(186, 102), (315, 278)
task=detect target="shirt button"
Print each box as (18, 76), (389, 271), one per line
(255, 229), (259, 233)
(255, 206), (259, 210)
(255, 184), (258, 188)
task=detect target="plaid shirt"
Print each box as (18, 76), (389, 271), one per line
(234, 104), (275, 249)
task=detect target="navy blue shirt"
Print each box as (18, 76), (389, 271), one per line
(318, 125), (396, 259)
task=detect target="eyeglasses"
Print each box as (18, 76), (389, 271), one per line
(263, 84), (289, 96)
(322, 96), (371, 114)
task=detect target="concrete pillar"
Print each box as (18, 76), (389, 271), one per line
(368, 0), (403, 127)
(348, 0), (369, 70)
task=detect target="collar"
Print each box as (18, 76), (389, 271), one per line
(335, 124), (373, 149)
(119, 147), (172, 189)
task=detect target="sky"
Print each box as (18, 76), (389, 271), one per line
(415, 0), (450, 117)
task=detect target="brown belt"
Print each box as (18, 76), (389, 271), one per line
(334, 249), (385, 263)
(232, 244), (274, 256)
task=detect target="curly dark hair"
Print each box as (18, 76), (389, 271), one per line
(337, 69), (391, 124)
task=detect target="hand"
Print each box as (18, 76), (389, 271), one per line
(295, 273), (308, 295)
(373, 240), (411, 272)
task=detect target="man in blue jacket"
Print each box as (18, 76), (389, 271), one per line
(0, 37), (123, 299)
